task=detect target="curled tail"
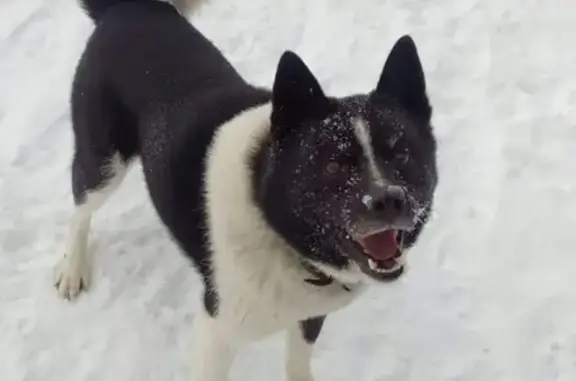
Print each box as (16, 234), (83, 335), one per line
(79, 0), (207, 22)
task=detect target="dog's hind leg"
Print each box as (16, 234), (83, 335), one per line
(286, 315), (326, 381)
(53, 67), (138, 300)
(53, 151), (129, 300)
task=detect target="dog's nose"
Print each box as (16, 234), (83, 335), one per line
(371, 185), (407, 215)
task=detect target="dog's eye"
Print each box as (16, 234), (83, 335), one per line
(325, 161), (349, 176)
(325, 162), (341, 175)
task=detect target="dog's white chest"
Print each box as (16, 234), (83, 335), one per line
(212, 246), (365, 340)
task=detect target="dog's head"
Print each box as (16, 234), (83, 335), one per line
(254, 36), (438, 284)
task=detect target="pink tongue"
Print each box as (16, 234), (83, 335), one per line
(359, 230), (398, 260)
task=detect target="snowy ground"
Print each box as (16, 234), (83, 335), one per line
(1, 0), (576, 380)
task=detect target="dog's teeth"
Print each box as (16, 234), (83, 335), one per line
(368, 257), (402, 273)
(376, 265), (389, 273)
(368, 258), (378, 270)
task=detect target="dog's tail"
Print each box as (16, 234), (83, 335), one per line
(80, 0), (207, 22)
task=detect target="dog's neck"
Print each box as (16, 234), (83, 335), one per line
(299, 259), (354, 292)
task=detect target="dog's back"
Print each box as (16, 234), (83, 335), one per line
(73, 0), (248, 157)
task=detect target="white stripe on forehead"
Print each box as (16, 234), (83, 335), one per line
(352, 117), (385, 186)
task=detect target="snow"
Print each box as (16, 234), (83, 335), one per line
(1, 0), (576, 379)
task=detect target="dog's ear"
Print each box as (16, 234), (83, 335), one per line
(271, 51), (330, 132)
(375, 35), (431, 122)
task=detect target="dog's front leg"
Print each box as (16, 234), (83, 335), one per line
(286, 315), (326, 381)
(190, 308), (236, 381)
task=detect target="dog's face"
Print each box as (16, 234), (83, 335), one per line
(255, 36), (438, 284)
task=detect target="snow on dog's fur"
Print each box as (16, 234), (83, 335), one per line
(53, 0), (439, 380)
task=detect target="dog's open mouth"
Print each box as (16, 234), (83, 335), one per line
(351, 229), (405, 279)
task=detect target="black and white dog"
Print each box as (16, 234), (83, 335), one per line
(53, 0), (439, 379)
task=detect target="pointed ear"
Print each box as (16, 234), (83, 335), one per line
(271, 51), (330, 128)
(375, 35), (431, 122)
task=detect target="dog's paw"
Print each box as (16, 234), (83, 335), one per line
(53, 254), (91, 300)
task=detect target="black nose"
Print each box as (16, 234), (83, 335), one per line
(371, 185), (407, 215)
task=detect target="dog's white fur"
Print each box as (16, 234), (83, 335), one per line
(53, 153), (128, 299)
(205, 103), (365, 336)
(200, 103), (367, 380)
(353, 117), (385, 187)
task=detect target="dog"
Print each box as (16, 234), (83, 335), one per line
(53, 0), (439, 380)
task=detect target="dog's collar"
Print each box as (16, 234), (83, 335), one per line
(300, 260), (352, 292)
